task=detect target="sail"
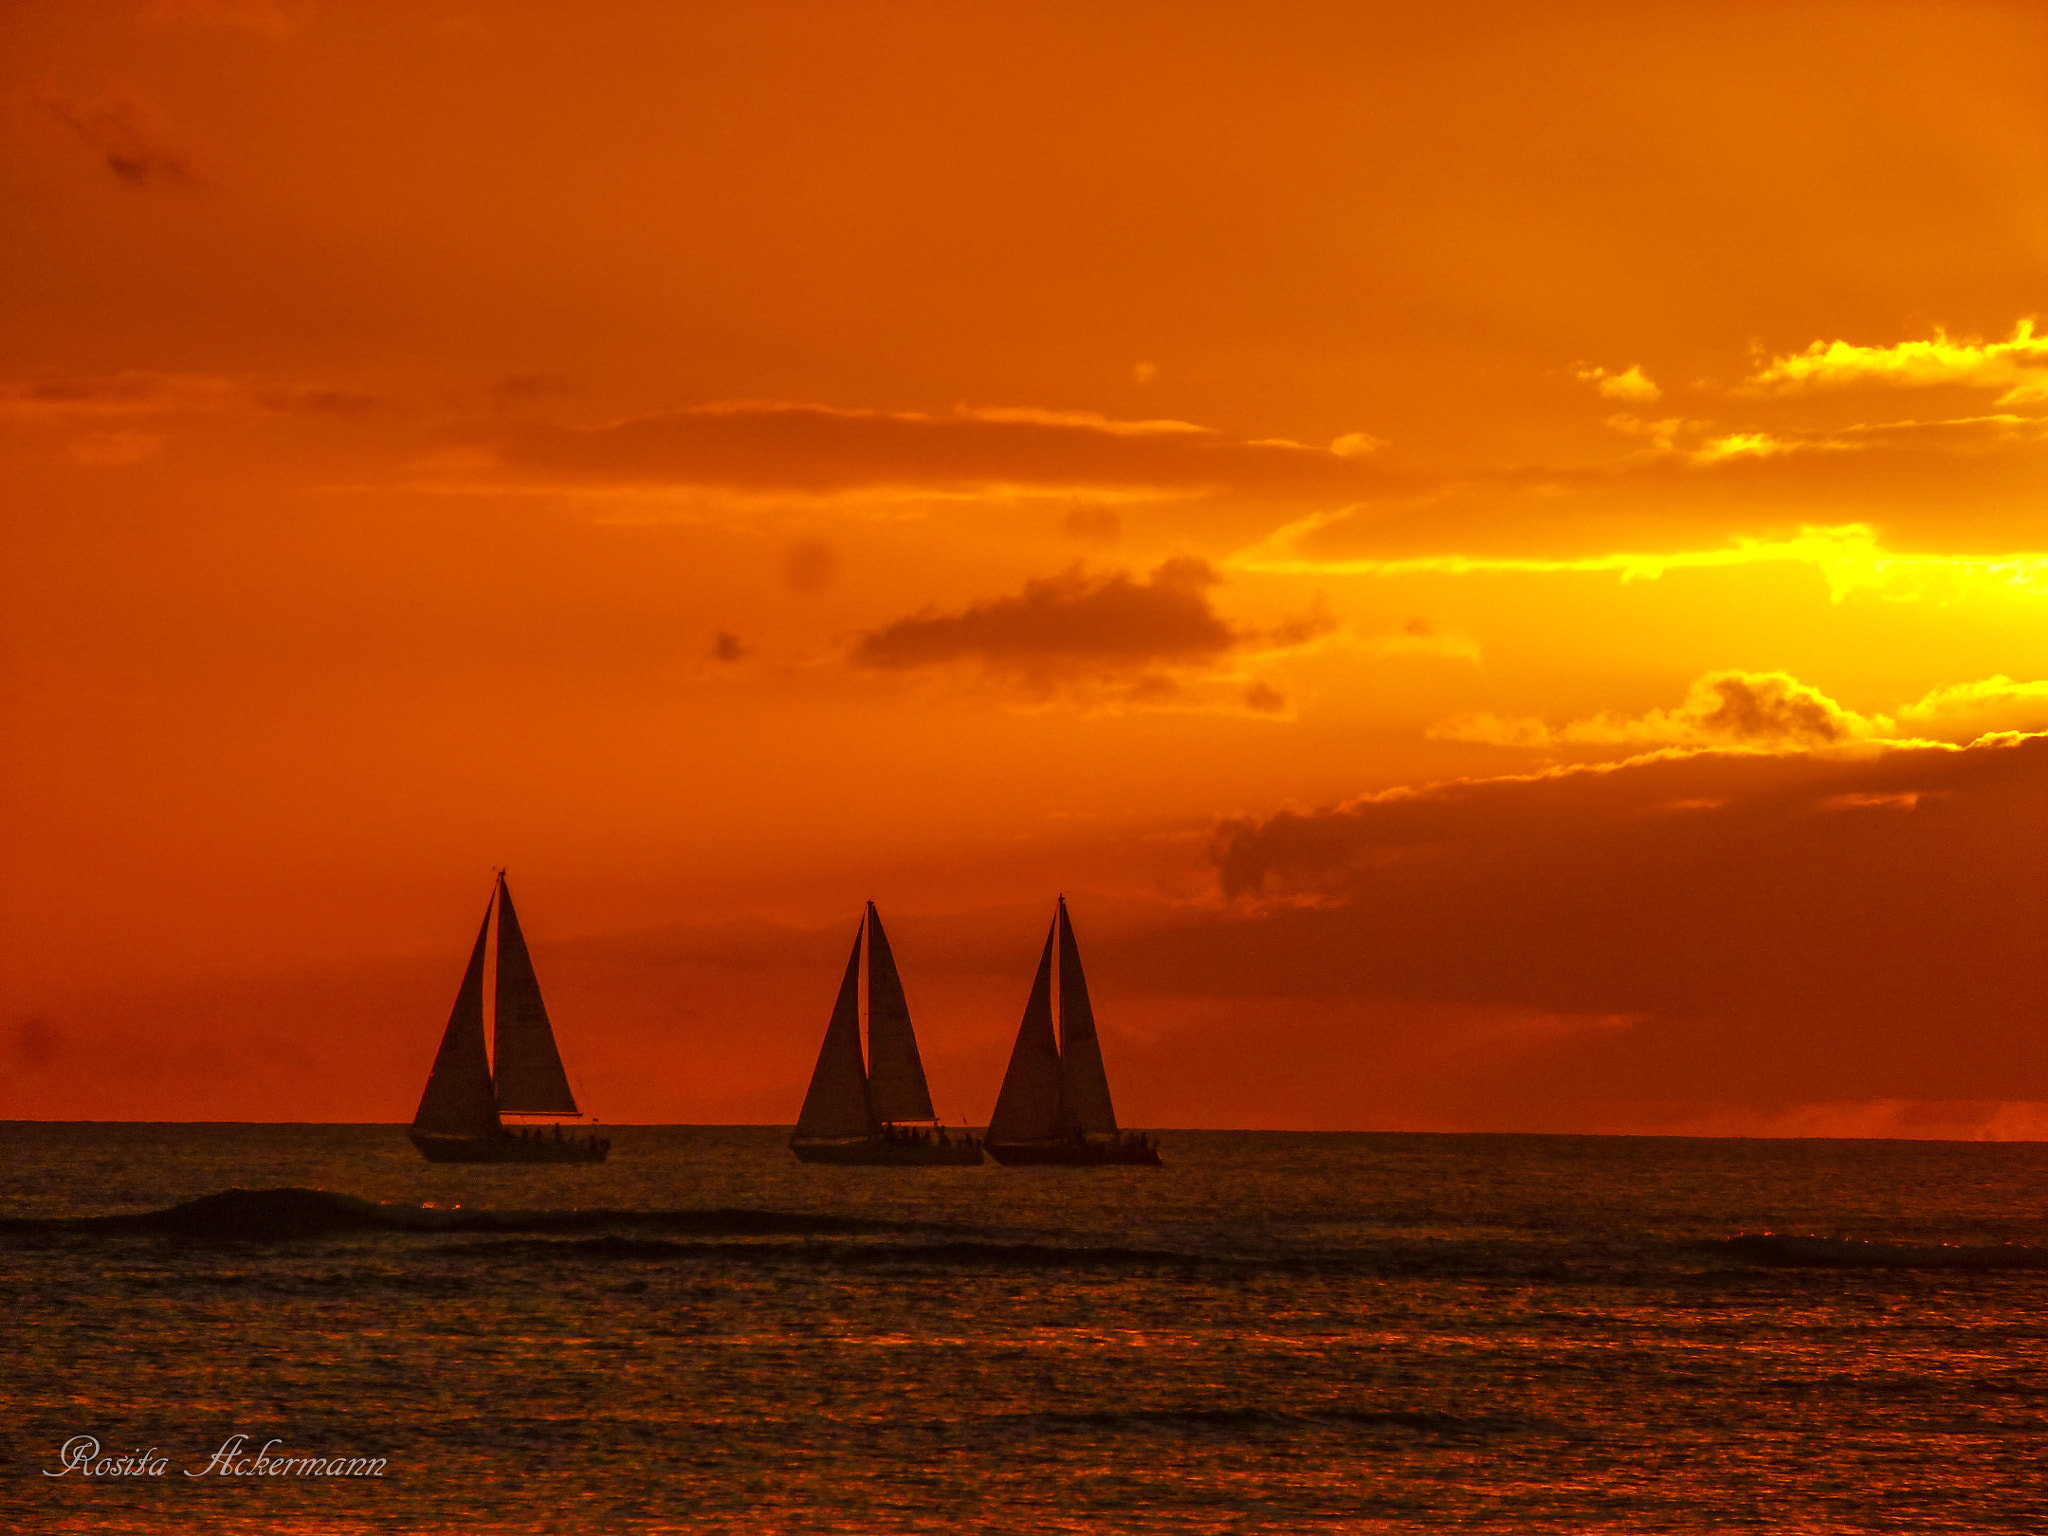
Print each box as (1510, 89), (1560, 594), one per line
(862, 903), (936, 1122)
(794, 924), (875, 1139)
(1055, 898), (1118, 1135)
(491, 876), (581, 1115)
(987, 915), (1065, 1143)
(413, 897), (501, 1137)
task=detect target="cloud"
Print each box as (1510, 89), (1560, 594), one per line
(1237, 520), (2048, 603)
(849, 557), (1331, 708)
(488, 373), (576, 411)
(1063, 503), (1122, 544)
(1366, 616), (1480, 663)
(1431, 670), (1886, 750)
(780, 537), (838, 595)
(33, 88), (201, 191)
(477, 400), (1394, 502)
(0, 370), (383, 424)
(1434, 670), (2048, 754)
(853, 557), (1235, 673)
(1195, 730), (2048, 1106)
(1689, 430), (1810, 463)
(11, 1016), (60, 1072)
(0, 371), (234, 422)
(1745, 320), (2048, 404)
(1897, 674), (2048, 733)
(1574, 363), (1662, 402)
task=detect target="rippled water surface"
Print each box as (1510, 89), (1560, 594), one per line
(5, 1124), (2047, 1533)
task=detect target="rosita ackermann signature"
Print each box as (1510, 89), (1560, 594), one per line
(44, 1434), (386, 1479)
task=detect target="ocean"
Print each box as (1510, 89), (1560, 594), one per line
(4, 1124), (2046, 1533)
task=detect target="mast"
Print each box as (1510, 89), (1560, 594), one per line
(1055, 897), (1118, 1136)
(413, 894), (502, 1137)
(490, 874), (580, 1116)
(794, 922), (876, 1139)
(862, 903), (937, 1122)
(987, 912), (1064, 1143)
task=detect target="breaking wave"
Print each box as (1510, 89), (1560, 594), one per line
(0, 1187), (951, 1243)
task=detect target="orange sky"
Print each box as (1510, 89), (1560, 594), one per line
(5, 0), (2048, 1135)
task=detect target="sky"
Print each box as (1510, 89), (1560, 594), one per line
(4, 0), (2048, 1135)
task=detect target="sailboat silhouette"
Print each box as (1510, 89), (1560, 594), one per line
(985, 897), (1160, 1166)
(408, 874), (608, 1163)
(790, 903), (982, 1165)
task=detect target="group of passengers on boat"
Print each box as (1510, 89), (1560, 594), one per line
(878, 1122), (976, 1149)
(497, 1123), (610, 1155)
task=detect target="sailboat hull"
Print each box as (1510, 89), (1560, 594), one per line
(407, 1129), (608, 1164)
(985, 1138), (1162, 1167)
(789, 1136), (984, 1166)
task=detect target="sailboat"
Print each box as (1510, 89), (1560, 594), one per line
(985, 897), (1161, 1166)
(407, 873), (609, 1164)
(790, 903), (983, 1165)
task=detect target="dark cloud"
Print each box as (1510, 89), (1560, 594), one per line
(1064, 502), (1122, 544)
(1242, 682), (1287, 714)
(12, 1016), (60, 1071)
(780, 537), (838, 595)
(0, 370), (383, 422)
(485, 402), (1392, 500)
(852, 558), (1238, 680)
(849, 559), (1330, 709)
(488, 373), (576, 412)
(1687, 672), (1853, 744)
(34, 90), (200, 191)
(1191, 733), (2048, 1101)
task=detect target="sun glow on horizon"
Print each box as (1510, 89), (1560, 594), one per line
(5, 0), (2048, 1133)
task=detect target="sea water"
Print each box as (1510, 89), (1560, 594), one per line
(4, 1124), (2046, 1533)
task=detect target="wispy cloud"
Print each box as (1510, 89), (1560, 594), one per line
(32, 88), (201, 191)
(1430, 671), (1889, 751)
(1573, 363), (1662, 403)
(1235, 521), (2048, 603)
(1744, 320), (2048, 404)
(1431, 669), (2048, 754)
(1896, 674), (2048, 730)
(471, 400), (1394, 502)
(0, 370), (382, 424)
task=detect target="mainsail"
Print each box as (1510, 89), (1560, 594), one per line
(987, 915), (1065, 1143)
(490, 875), (580, 1116)
(412, 897), (501, 1138)
(794, 925), (876, 1139)
(862, 903), (937, 1122)
(1055, 898), (1119, 1135)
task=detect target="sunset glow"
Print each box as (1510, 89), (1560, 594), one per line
(5, 1), (2047, 1137)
